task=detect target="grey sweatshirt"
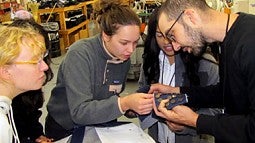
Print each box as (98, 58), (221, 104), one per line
(47, 34), (130, 130)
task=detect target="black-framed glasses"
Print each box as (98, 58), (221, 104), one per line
(165, 11), (184, 43)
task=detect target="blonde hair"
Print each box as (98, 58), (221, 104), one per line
(0, 25), (46, 66)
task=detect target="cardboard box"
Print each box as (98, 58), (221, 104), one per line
(59, 38), (66, 54)
(79, 29), (89, 39)
(70, 32), (80, 45)
(0, 12), (11, 22)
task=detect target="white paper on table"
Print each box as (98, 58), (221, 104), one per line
(95, 123), (155, 143)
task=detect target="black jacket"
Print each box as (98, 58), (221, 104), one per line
(12, 89), (44, 143)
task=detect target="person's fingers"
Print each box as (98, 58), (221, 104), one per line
(35, 136), (54, 143)
(158, 99), (169, 112)
(166, 121), (185, 132)
(148, 83), (160, 94)
(153, 99), (170, 118)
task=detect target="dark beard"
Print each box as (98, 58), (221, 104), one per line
(182, 21), (208, 57)
(193, 44), (207, 57)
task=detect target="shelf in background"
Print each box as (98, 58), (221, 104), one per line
(37, 0), (95, 54)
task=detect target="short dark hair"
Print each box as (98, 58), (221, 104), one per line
(160, 0), (211, 20)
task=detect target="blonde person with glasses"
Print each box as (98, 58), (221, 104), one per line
(9, 19), (54, 143)
(0, 26), (48, 143)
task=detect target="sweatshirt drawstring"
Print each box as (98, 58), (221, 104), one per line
(7, 104), (20, 143)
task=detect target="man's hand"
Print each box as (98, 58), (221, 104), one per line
(154, 99), (199, 127)
(148, 83), (180, 94)
(166, 120), (185, 132)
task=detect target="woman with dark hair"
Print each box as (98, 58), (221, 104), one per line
(138, 7), (221, 143)
(45, 0), (154, 142)
(9, 19), (54, 143)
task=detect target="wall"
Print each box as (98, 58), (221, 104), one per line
(231, 0), (255, 14)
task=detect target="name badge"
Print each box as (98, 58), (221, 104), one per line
(109, 84), (122, 94)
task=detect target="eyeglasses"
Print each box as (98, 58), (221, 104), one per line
(13, 50), (49, 65)
(165, 11), (184, 43)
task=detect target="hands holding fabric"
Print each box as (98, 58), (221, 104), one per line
(150, 84), (199, 129)
(120, 93), (154, 115)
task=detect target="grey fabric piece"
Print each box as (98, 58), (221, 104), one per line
(140, 113), (158, 130)
(199, 53), (219, 86)
(158, 123), (175, 143)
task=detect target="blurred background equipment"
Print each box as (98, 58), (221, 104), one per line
(41, 22), (61, 58)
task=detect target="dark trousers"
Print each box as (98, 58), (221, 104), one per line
(148, 122), (159, 142)
(45, 114), (73, 141)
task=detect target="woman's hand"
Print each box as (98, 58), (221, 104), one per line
(120, 93), (154, 115)
(35, 135), (54, 143)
